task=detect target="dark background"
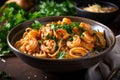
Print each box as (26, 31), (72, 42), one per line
(0, 0), (120, 8)
(0, 0), (6, 6)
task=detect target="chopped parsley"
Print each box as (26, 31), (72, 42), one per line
(57, 51), (66, 59)
(31, 20), (43, 30)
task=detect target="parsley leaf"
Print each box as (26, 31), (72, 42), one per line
(57, 51), (66, 59)
(31, 20), (43, 30)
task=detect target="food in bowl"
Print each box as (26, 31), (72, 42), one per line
(82, 3), (117, 13)
(14, 17), (106, 59)
(75, 1), (119, 23)
(7, 16), (115, 73)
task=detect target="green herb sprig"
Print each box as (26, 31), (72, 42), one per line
(28, 0), (76, 19)
(0, 3), (27, 56)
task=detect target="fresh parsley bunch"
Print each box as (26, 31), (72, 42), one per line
(0, 3), (27, 56)
(28, 0), (76, 19)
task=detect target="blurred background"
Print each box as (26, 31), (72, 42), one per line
(0, 0), (120, 8)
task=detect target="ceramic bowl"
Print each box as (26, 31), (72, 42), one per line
(7, 16), (115, 74)
(75, 1), (119, 24)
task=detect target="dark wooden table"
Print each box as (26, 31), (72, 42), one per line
(0, 56), (87, 80)
(0, 10), (120, 80)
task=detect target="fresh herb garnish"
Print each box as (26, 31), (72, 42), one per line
(71, 22), (80, 28)
(0, 71), (12, 80)
(39, 39), (44, 45)
(68, 36), (73, 41)
(60, 23), (72, 33)
(31, 20), (43, 30)
(57, 51), (66, 59)
(81, 33), (85, 38)
(46, 34), (51, 39)
(50, 24), (58, 30)
(52, 36), (56, 41)
(28, 0), (76, 19)
(0, 3), (27, 56)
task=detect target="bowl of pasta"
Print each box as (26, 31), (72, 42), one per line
(75, 1), (119, 24)
(7, 16), (115, 73)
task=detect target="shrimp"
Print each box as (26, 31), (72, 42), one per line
(54, 29), (70, 39)
(69, 47), (88, 58)
(40, 27), (53, 39)
(48, 39), (63, 57)
(80, 22), (90, 30)
(82, 41), (95, 51)
(26, 28), (38, 38)
(41, 39), (56, 53)
(67, 35), (81, 48)
(81, 31), (95, 43)
(57, 20), (62, 25)
(72, 27), (80, 35)
(62, 17), (72, 25)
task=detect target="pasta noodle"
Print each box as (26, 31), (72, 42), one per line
(83, 3), (117, 13)
(14, 18), (106, 59)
